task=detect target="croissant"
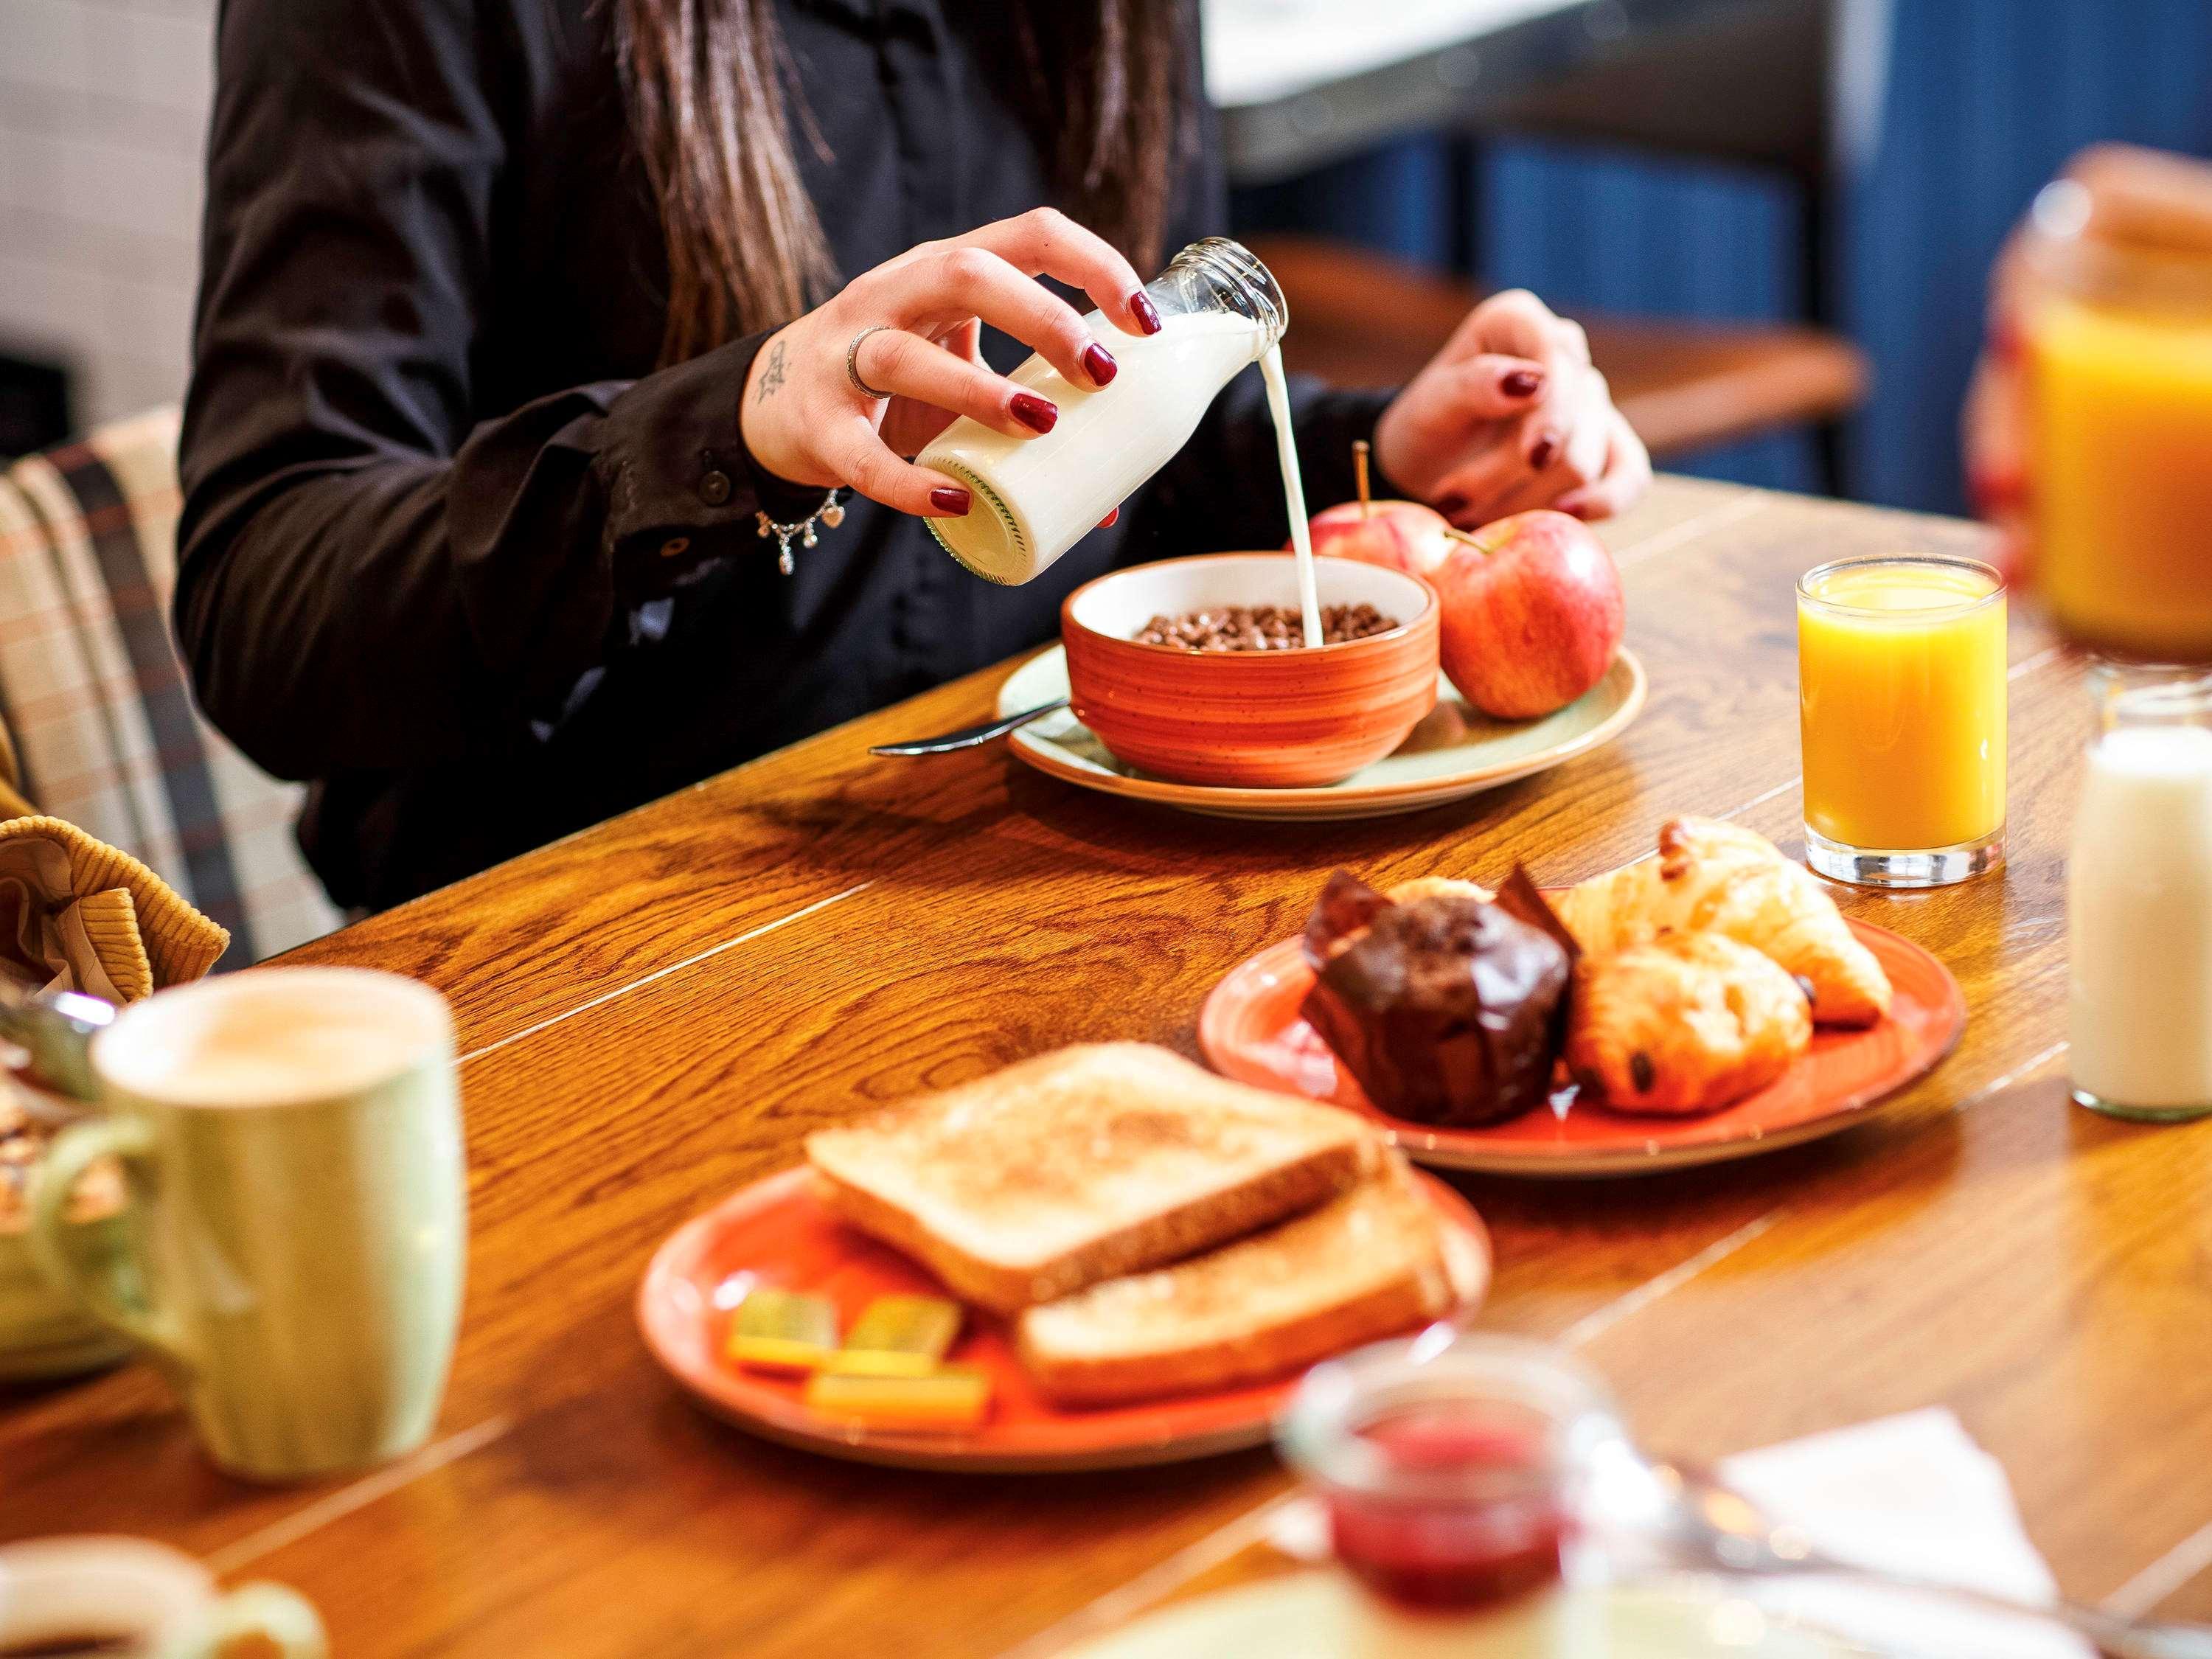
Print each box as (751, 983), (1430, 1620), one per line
(1554, 818), (1891, 1026)
(1568, 932), (1812, 1113)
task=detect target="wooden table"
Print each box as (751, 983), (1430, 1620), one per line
(9, 479), (2212, 1656)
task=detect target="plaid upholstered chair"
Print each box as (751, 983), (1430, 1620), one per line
(0, 408), (342, 964)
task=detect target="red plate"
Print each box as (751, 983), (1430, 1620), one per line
(1200, 921), (1965, 1178)
(639, 1166), (1492, 1473)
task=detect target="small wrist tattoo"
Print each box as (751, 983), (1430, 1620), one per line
(757, 339), (787, 403)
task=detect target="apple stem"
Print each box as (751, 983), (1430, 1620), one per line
(1353, 439), (1371, 519)
(1443, 526), (1491, 554)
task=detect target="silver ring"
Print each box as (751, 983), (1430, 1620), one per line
(846, 326), (896, 399)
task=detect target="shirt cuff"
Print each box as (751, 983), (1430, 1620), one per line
(594, 330), (822, 593)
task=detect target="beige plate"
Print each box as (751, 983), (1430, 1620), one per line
(1057, 1572), (1874, 1658)
(999, 647), (1646, 821)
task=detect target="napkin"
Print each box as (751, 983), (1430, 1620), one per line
(0, 815), (228, 1004)
(1265, 1407), (2089, 1658)
(1717, 1408), (2090, 1659)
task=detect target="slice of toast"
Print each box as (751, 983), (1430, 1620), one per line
(1015, 1152), (1469, 1407)
(804, 1043), (1376, 1314)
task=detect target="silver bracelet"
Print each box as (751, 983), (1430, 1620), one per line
(754, 488), (846, 575)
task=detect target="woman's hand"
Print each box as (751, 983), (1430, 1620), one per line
(1372, 289), (1651, 527)
(741, 208), (1161, 517)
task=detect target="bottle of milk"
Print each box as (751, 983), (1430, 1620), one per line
(918, 237), (1288, 585)
(2068, 666), (2212, 1121)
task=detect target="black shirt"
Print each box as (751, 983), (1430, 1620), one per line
(177, 0), (1390, 910)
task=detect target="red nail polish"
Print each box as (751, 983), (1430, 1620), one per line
(1011, 392), (1059, 434)
(1435, 493), (1469, 518)
(1502, 369), (1543, 398)
(1083, 343), (1118, 386)
(1530, 434), (1559, 470)
(1098, 507), (1120, 529)
(1130, 292), (1162, 335)
(929, 485), (972, 515)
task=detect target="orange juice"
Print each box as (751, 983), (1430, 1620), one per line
(1798, 557), (2007, 886)
(2028, 293), (2212, 658)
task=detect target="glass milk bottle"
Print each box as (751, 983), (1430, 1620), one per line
(2069, 665), (2212, 1120)
(919, 237), (1287, 585)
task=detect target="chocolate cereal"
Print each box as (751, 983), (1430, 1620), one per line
(1133, 603), (1396, 652)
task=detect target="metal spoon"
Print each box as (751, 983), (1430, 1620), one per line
(1635, 1457), (2212, 1659)
(869, 698), (1069, 757)
(0, 983), (114, 1109)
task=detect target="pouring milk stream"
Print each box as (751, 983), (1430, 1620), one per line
(918, 238), (1324, 647)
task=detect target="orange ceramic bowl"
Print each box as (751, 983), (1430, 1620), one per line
(1060, 554), (1440, 787)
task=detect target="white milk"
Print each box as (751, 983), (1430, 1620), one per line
(1261, 344), (1325, 647)
(919, 309), (1266, 585)
(2068, 723), (2212, 1115)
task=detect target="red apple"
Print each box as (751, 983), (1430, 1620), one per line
(1293, 498), (1455, 577)
(1430, 510), (1624, 720)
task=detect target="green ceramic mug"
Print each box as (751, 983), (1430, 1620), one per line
(29, 967), (466, 1482)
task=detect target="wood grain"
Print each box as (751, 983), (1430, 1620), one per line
(8, 477), (2197, 1657)
(255, 479), (1753, 1056)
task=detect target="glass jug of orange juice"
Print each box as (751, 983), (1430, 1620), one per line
(2014, 146), (2212, 661)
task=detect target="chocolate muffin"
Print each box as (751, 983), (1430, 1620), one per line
(1300, 870), (1572, 1128)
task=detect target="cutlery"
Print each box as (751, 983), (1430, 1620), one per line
(869, 699), (1068, 756)
(1633, 1455), (2212, 1659)
(0, 981), (114, 1110)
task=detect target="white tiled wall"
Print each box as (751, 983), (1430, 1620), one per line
(0, 0), (215, 434)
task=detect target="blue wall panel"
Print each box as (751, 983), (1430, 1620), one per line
(1480, 140), (1798, 323)
(1231, 135), (1464, 268)
(1844, 0), (2212, 512)
(1231, 135), (1821, 493)
(1478, 139), (1818, 492)
(1228, 0), (2212, 510)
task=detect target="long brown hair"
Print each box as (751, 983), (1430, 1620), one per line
(611, 0), (1192, 363)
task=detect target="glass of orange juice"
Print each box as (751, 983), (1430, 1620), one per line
(1797, 554), (2008, 886)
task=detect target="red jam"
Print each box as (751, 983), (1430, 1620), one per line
(1325, 1405), (1568, 1613)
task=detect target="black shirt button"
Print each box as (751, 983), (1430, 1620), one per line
(700, 470), (732, 507)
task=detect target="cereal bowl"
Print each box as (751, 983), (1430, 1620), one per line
(1060, 554), (1439, 787)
